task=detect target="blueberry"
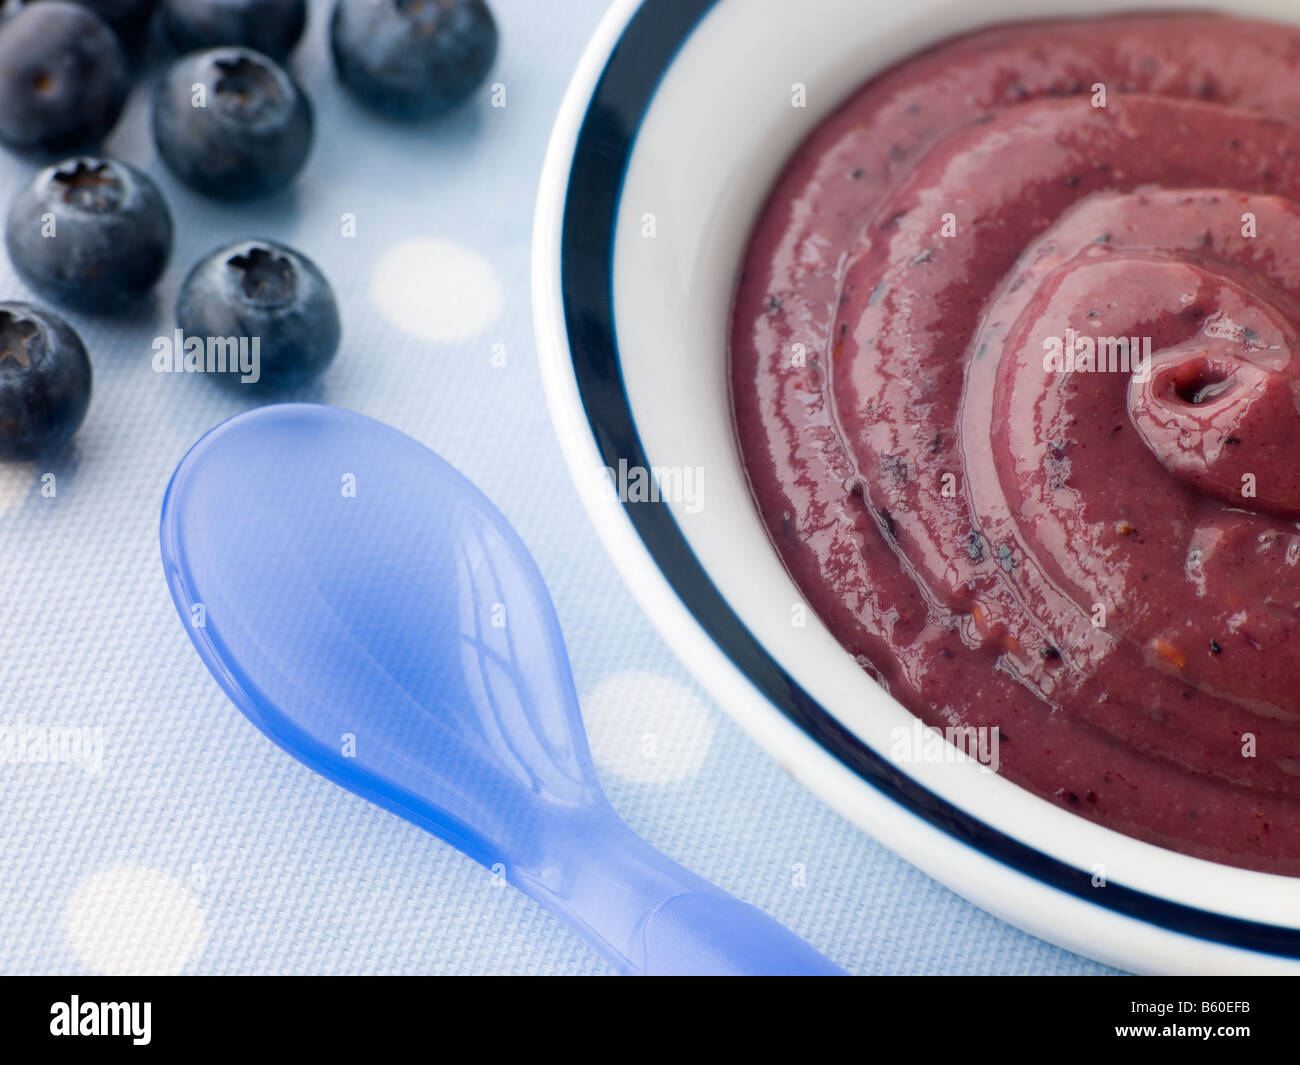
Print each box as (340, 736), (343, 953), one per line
(177, 239), (340, 390)
(0, 302), (91, 459)
(161, 0), (306, 61)
(152, 47), (313, 200)
(6, 157), (173, 312)
(330, 0), (498, 119)
(0, 2), (129, 153)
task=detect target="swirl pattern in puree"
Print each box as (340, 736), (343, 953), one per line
(730, 13), (1300, 874)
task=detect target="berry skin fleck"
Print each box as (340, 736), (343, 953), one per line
(152, 47), (314, 200)
(0, 2), (129, 153)
(161, 0), (307, 61)
(0, 302), (92, 460)
(176, 239), (341, 390)
(330, 0), (498, 119)
(6, 157), (173, 312)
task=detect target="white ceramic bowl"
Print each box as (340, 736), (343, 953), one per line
(532, 0), (1300, 973)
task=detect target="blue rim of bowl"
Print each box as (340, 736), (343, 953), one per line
(557, 0), (1300, 958)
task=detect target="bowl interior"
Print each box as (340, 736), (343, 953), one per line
(609, 0), (1300, 930)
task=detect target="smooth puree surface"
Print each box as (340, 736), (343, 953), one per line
(730, 12), (1300, 874)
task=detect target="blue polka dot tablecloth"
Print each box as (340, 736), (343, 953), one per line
(0, 0), (1115, 976)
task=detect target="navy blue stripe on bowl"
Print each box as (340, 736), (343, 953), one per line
(557, 0), (1300, 958)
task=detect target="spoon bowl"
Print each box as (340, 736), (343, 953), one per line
(162, 402), (597, 869)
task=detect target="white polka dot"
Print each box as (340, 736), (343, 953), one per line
(582, 671), (715, 784)
(65, 867), (206, 975)
(371, 238), (502, 342)
(0, 462), (33, 517)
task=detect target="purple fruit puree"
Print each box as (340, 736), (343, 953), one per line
(731, 13), (1300, 874)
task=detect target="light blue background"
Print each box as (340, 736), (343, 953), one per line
(0, 0), (1114, 975)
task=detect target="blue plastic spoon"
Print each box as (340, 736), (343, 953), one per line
(160, 403), (843, 976)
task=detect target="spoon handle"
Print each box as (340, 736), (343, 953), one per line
(634, 890), (846, 976)
(518, 809), (845, 976)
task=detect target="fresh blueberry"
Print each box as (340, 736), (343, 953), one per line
(25, 0), (159, 46)
(6, 157), (173, 312)
(161, 0), (306, 62)
(0, 2), (129, 153)
(177, 239), (340, 390)
(330, 0), (498, 119)
(152, 47), (313, 200)
(0, 302), (92, 459)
